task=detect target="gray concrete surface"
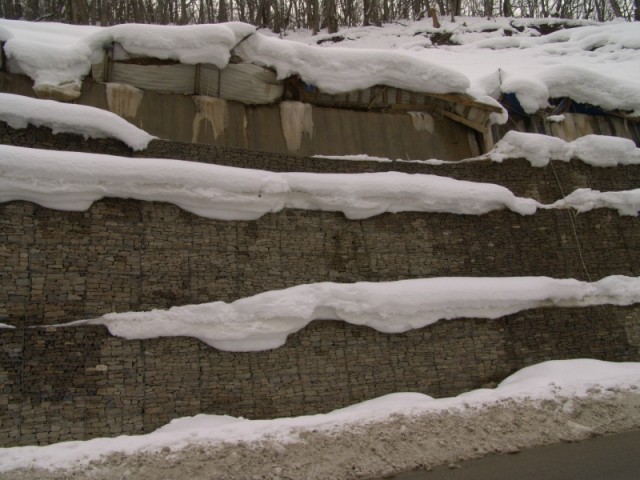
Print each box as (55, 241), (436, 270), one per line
(387, 429), (640, 480)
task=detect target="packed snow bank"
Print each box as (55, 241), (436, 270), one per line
(0, 360), (638, 479)
(55, 275), (640, 351)
(233, 32), (469, 94)
(489, 131), (640, 167)
(0, 93), (154, 150)
(0, 144), (540, 220)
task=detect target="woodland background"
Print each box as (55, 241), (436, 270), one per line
(0, 0), (638, 37)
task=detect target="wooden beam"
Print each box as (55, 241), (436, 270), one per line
(441, 109), (489, 133)
(426, 92), (504, 113)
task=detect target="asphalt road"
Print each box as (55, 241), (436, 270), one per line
(386, 429), (640, 480)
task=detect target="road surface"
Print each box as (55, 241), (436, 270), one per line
(386, 429), (640, 480)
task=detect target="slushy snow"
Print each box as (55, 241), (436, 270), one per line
(0, 359), (638, 479)
(0, 93), (154, 150)
(50, 275), (640, 351)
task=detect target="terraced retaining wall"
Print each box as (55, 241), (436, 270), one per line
(1, 123), (639, 447)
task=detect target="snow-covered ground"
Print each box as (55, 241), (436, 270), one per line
(0, 360), (639, 480)
(1, 17), (640, 114)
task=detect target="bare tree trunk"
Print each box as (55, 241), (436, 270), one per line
(219, 0), (229, 21)
(364, 0), (381, 26)
(323, 0), (338, 33)
(484, 0), (493, 16)
(71, 0), (89, 23)
(449, 0), (460, 20)
(309, 0), (320, 34)
(503, 0), (512, 16)
(271, 0), (282, 32)
(608, 0), (624, 17)
(99, 0), (109, 25)
(236, 0), (246, 22)
(3, 0), (23, 19)
(133, 0), (146, 22)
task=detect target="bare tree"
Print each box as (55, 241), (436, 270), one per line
(2, 0), (637, 31)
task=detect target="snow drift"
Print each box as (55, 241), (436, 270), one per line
(54, 275), (640, 351)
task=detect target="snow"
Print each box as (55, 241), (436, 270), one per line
(282, 18), (640, 115)
(47, 275), (639, 352)
(0, 359), (638, 475)
(89, 22), (256, 67)
(0, 144), (541, 221)
(3, 144), (639, 221)
(0, 93), (154, 150)
(313, 132), (640, 168)
(550, 188), (640, 216)
(489, 131), (640, 167)
(546, 114), (565, 122)
(0, 323), (15, 329)
(0, 20), (253, 91)
(234, 32), (469, 95)
(2, 18), (640, 114)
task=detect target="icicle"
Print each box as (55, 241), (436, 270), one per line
(408, 111), (434, 133)
(192, 96), (228, 143)
(106, 83), (143, 120)
(280, 101), (313, 152)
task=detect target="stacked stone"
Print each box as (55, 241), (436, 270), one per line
(1, 122), (639, 447)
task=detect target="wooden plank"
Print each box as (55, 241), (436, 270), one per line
(441, 109), (488, 133)
(368, 86), (387, 109)
(426, 92), (504, 113)
(483, 126), (494, 152)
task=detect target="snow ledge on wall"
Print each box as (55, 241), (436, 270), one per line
(2, 144), (640, 221)
(49, 275), (640, 351)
